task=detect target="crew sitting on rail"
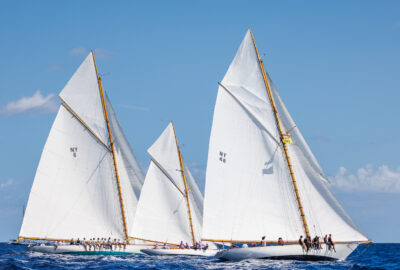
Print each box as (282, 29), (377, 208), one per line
(261, 236), (267, 247)
(304, 236), (311, 252)
(123, 239), (127, 249)
(327, 234), (336, 252)
(312, 236), (321, 249)
(179, 241), (185, 249)
(229, 243), (238, 249)
(184, 242), (190, 249)
(298, 235), (305, 250)
(202, 243), (209, 251)
(278, 237), (284, 246)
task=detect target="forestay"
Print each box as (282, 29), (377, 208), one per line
(132, 123), (202, 245)
(20, 52), (143, 240)
(202, 30), (368, 243)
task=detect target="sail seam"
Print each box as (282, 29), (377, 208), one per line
(59, 98), (111, 152)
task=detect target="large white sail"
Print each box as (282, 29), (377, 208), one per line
(203, 31), (303, 242)
(20, 106), (123, 239)
(268, 75), (367, 241)
(202, 30), (367, 243)
(132, 123), (202, 245)
(20, 52), (143, 240)
(59, 53), (108, 144)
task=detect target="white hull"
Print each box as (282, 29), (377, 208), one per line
(28, 244), (151, 255)
(216, 243), (359, 261)
(141, 248), (218, 257)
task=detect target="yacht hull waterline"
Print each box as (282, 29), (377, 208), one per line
(215, 243), (359, 261)
(140, 248), (218, 257)
(27, 244), (150, 255)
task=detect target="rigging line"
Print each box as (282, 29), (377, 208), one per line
(249, 28), (310, 238)
(149, 157), (185, 196)
(218, 82), (281, 146)
(59, 97), (111, 152)
(270, 84), (330, 182)
(92, 51), (129, 241)
(171, 122), (196, 247)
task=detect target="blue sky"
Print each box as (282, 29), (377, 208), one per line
(0, 1), (399, 242)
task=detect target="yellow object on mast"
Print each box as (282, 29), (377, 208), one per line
(249, 29), (310, 238)
(92, 51), (129, 241)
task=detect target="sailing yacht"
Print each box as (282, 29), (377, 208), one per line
(201, 29), (370, 261)
(132, 122), (217, 256)
(19, 52), (148, 254)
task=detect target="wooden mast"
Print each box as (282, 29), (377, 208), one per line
(92, 51), (129, 240)
(249, 29), (310, 238)
(171, 122), (196, 247)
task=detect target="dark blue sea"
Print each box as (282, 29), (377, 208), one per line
(0, 243), (398, 269)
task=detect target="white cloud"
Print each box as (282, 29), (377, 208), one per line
(0, 179), (13, 189)
(330, 164), (400, 193)
(69, 47), (88, 56)
(0, 90), (58, 116)
(93, 48), (115, 59)
(45, 64), (62, 71)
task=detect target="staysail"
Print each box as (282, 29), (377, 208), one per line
(202, 29), (368, 243)
(19, 52), (144, 241)
(131, 123), (202, 246)
(267, 74), (367, 241)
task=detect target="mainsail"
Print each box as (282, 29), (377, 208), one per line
(131, 123), (203, 246)
(19, 52), (144, 241)
(202, 30), (368, 243)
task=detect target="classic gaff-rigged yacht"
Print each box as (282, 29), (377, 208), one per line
(201, 29), (370, 261)
(132, 123), (217, 257)
(19, 52), (149, 255)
